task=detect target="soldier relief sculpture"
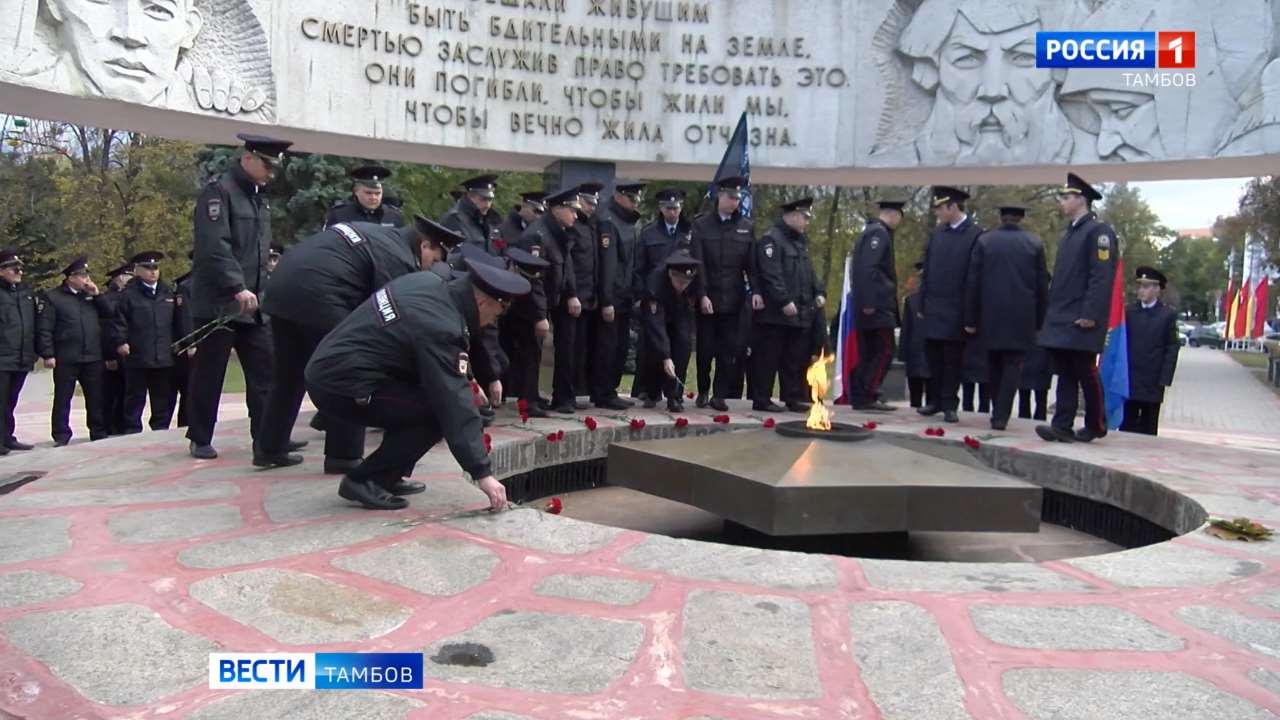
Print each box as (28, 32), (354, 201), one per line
(4, 0), (275, 120)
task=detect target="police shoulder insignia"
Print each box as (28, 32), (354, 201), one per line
(457, 351), (470, 376)
(530, 246), (542, 257)
(373, 288), (399, 326)
(764, 244), (775, 258)
(649, 300), (658, 315)
(737, 228), (750, 234)
(870, 238), (880, 249)
(332, 223), (364, 246)
(206, 198), (222, 221)
(1098, 249), (1111, 262)
(1097, 234), (1111, 249)
(601, 235), (611, 249)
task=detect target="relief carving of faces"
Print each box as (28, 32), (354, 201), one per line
(1078, 89), (1163, 161)
(46, 0), (203, 104)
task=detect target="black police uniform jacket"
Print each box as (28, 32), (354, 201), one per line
(261, 222), (421, 331)
(192, 162), (271, 324)
(305, 272), (492, 479)
(109, 280), (180, 369)
(37, 284), (104, 364)
(1125, 300), (1180, 403)
(636, 218), (693, 300)
(515, 215), (576, 310)
(640, 271), (695, 360)
(1038, 212), (1119, 354)
(596, 198), (643, 308)
(173, 273), (195, 343)
(0, 281), (37, 372)
(441, 198), (502, 255)
(570, 213), (618, 310)
(898, 291), (929, 378)
(963, 223), (1049, 352)
(920, 215), (984, 341)
(690, 210), (755, 313)
(851, 218), (898, 330)
(499, 209), (530, 248)
(325, 200), (404, 229)
(755, 220), (822, 328)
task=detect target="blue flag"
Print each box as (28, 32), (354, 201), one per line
(706, 112), (752, 218)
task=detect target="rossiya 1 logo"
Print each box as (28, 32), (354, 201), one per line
(1036, 31), (1196, 88)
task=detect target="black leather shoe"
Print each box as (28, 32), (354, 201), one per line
(943, 410), (960, 423)
(379, 479), (427, 496)
(324, 457), (362, 475)
(594, 396), (631, 410)
(753, 401), (786, 413)
(642, 398), (658, 409)
(253, 452), (304, 469)
(54, 440), (69, 447)
(551, 403), (577, 414)
(309, 414), (328, 432)
(338, 477), (408, 510)
(917, 405), (941, 417)
(5, 440), (33, 451)
(695, 394), (709, 408)
(990, 419), (1008, 431)
(524, 404), (549, 418)
(189, 442), (218, 459)
(286, 439), (309, 452)
(1035, 425), (1076, 443)
(667, 398), (684, 412)
(786, 402), (812, 413)
(0, 445), (10, 456)
(609, 395), (635, 408)
(1074, 428), (1107, 443)
(708, 397), (729, 412)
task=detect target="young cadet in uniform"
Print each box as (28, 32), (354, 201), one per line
(918, 186), (984, 424)
(636, 190), (693, 292)
(899, 262), (932, 408)
(325, 165), (405, 229)
(847, 199), (905, 410)
(1120, 266), (1180, 436)
(305, 259), (530, 511)
(97, 263), (134, 436)
(188, 133), (291, 459)
(256, 216), (462, 470)
(0, 250), (37, 454)
(499, 191), (546, 246)
(573, 182), (626, 410)
(595, 180), (646, 407)
(1036, 173), (1120, 444)
(963, 205), (1049, 430)
(110, 251), (181, 433)
(751, 198), (825, 413)
(515, 188), (582, 414)
(441, 174), (503, 255)
(37, 256), (107, 445)
(499, 247), (551, 416)
(637, 249), (701, 411)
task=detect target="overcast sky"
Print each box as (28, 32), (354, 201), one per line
(1129, 177), (1254, 232)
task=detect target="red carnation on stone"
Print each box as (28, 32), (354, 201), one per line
(713, 414), (730, 424)
(763, 418), (776, 428)
(556, 430), (566, 441)
(674, 417), (689, 429)
(483, 432), (492, 453)
(630, 418), (646, 430)
(686, 392), (695, 399)
(546, 432), (559, 442)
(584, 416), (598, 431)
(517, 399), (529, 411)
(545, 497), (563, 514)
(964, 436), (981, 449)
(520, 413), (530, 424)
(863, 421), (878, 430)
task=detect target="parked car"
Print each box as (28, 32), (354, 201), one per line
(1188, 325), (1224, 348)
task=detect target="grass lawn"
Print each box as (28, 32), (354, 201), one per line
(222, 352), (247, 393)
(1229, 350), (1279, 397)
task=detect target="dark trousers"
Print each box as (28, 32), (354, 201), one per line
(500, 319), (542, 404)
(908, 377), (932, 408)
(186, 319), (273, 446)
(124, 367), (174, 433)
(611, 308), (634, 391)
(637, 319), (693, 402)
(0, 370), (28, 443)
(260, 318), (364, 460)
(1018, 388), (1049, 420)
(925, 339), (965, 412)
(696, 311), (742, 399)
(848, 327), (894, 405)
(102, 366), (127, 435)
(986, 351), (1025, 424)
(169, 352), (191, 428)
(961, 383), (991, 413)
(310, 384), (442, 485)
(581, 308), (619, 401)
(550, 306), (578, 406)
(751, 322), (808, 405)
(1120, 400), (1162, 436)
(1050, 349), (1106, 436)
(51, 361), (106, 443)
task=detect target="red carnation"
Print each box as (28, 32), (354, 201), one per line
(471, 382), (480, 396)
(763, 418), (776, 428)
(545, 497), (563, 514)
(493, 238), (508, 251)
(584, 416), (598, 431)
(863, 421), (878, 430)
(630, 418), (646, 430)
(556, 430), (566, 440)
(483, 432), (492, 453)
(517, 399), (529, 411)
(713, 414), (730, 424)
(674, 417), (689, 428)
(964, 436), (981, 449)
(546, 432), (559, 442)
(520, 412), (529, 424)
(686, 392), (695, 399)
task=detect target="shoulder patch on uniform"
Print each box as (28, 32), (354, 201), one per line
(206, 198), (221, 221)
(737, 228), (750, 234)
(601, 235), (610, 249)
(530, 245), (542, 257)
(764, 244), (774, 258)
(870, 238), (880, 249)
(331, 223), (365, 246)
(372, 288), (399, 326)
(1097, 234), (1111, 249)
(457, 351), (470, 376)
(649, 300), (658, 315)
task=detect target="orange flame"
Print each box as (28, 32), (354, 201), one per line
(805, 352), (834, 430)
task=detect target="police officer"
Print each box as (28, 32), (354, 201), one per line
(636, 190), (693, 294)
(266, 243), (283, 275)
(595, 180), (646, 407)
(963, 205), (1049, 430)
(499, 247), (551, 416)
(109, 251), (180, 433)
(0, 250), (36, 454)
(899, 262), (932, 409)
(1036, 173), (1120, 444)
(573, 182), (624, 410)
(98, 263), (134, 436)
(691, 176), (756, 411)
(499, 191), (547, 245)
(751, 198), (825, 413)
(170, 253), (195, 428)
(515, 188), (582, 414)
(638, 249), (701, 411)
(448, 243), (511, 424)
(188, 133), (291, 459)
(1121, 266), (1180, 436)
(305, 261), (530, 511)
(37, 255), (107, 445)
(918, 186), (983, 424)
(257, 216), (462, 470)
(441, 174), (503, 255)
(846, 199), (905, 410)
(325, 165), (405, 229)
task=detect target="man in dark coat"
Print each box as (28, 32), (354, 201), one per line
(899, 262), (931, 408)
(1120, 266), (1180, 436)
(37, 255), (107, 445)
(690, 176), (756, 412)
(751, 198), (825, 412)
(514, 188), (582, 413)
(305, 260), (529, 511)
(847, 199), (905, 410)
(0, 250), (37, 453)
(256, 217), (461, 470)
(187, 133), (291, 459)
(499, 191), (546, 246)
(638, 249), (701, 411)
(440, 174), (503, 255)
(1036, 173), (1120, 444)
(595, 180), (646, 407)
(499, 247), (551, 415)
(963, 205), (1049, 430)
(572, 182), (625, 409)
(324, 165), (405, 229)
(97, 263), (134, 436)
(918, 186), (983, 423)
(109, 251), (181, 433)
(170, 255), (195, 428)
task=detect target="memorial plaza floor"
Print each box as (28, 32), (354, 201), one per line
(2, 347), (1279, 719)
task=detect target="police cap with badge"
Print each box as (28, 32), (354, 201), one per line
(460, 174), (498, 200)
(877, 198), (907, 213)
(236, 133), (292, 168)
(656, 188), (686, 208)
(545, 187), (583, 210)
(0, 249), (24, 271)
(131, 251), (165, 269)
(519, 191), (548, 214)
(107, 263), (133, 280)
(931, 186), (970, 208)
(715, 176), (747, 199)
(577, 182), (604, 206)
(662, 248), (702, 277)
(614, 179), (646, 204)
(415, 215), (465, 250)
(999, 205), (1028, 219)
(1059, 172), (1103, 202)
(505, 246), (549, 281)
(781, 197), (815, 218)
(60, 255), (89, 277)
(1135, 266), (1168, 289)
(464, 256), (532, 304)
(350, 165), (391, 189)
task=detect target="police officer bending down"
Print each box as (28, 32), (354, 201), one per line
(305, 260), (530, 511)
(637, 249), (701, 411)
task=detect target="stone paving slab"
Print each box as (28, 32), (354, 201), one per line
(1003, 669), (1278, 720)
(533, 573), (653, 606)
(445, 507), (620, 555)
(0, 570), (81, 608)
(620, 535), (838, 590)
(970, 605), (1184, 651)
(177, 518), (408, 569)
(0, 515), (70, 565)
(861, 558), (1096, 592)
(188, 691), (425, 720)
(1066, 543), (1265, 587)
(333, 536), (499, 597)
(108, 504), (243, 544)
(683, 590), (820, 699)
(3, 481), (238, 510)
(1177, 605), (1280, 659)
(850, 601), (970, 720)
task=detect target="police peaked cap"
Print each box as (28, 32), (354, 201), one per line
(466, 258), (532, 302)
(781, 197), (815, 214)
(61, 255), (89, 276)
(130, 251), (165, 265)
(614, 179), (647, 196)
(545, 188), (583, 209)
(931, 186), (970, 207)
(107, 263), (134, 278)
(662, 248), (702, 276)
(715, 176), (747, 191)
(454, 242), (505, 269)
(0, 249), (23, 268)
(505, 246), (549, 273)
(1061, 173), (1103, 202)
(519, 191), (548, 210)
(577, 182), (605, 203)
(350, 165), (392, 186)
(1134, 266), (1168, 288)
(236, 133), (292, 164)
(460, 174), (498, 199)
(414, 215), (465, 249)
(877, 199), (907, 211)
(656, 188), (686, 207)
(269, 243), (285, 256)
(998, 205), (1028, 218)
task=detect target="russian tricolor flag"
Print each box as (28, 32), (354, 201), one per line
(1099, 258), (1129, 430)
(834, 253), (858, 404)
